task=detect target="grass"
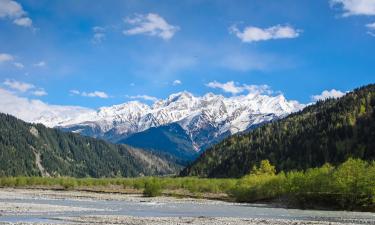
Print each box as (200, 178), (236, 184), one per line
(0, 176), (236, 200)
(0, 158), (374, 211)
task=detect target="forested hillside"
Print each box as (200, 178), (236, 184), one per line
(182, 84), (375, 178)
(0, 113), (179, 177)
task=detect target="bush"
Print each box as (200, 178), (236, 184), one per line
(60, 178), (77, 190)
(143, 179), (162, 197)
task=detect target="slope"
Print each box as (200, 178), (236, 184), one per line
(0, 113), (179, 177)
(182, 84), (375, 178)
(118, 123), (199, 164)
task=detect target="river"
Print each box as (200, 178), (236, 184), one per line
(0, 188), (374, 225)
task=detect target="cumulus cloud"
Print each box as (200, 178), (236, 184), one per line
(126, 94), (158, 102)
(311, 89), (346, 101)
(92, 26), (106, 44)
(330, 0), (375, 16)
(206, 81), (243, 95)
(123, 13), (179, 40)
(0, 0), (33, 27)
(206, 81), (272, 95)
(33, 61), (46, 67)
(3, 79), (34, 92)
(0, 88), (93, 124)
(3, 79), (48, 96)
(70, 90), (109, 99)
(0, 53), (14, 62)
(229, 24), (301, 43)
(13, 16), (31, 27)
(173, 80), (182, 85)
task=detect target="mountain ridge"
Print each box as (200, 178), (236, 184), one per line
(182, 84), (375, 178)
(34, 91), (304, 159)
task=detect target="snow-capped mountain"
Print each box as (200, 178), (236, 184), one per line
(34, 91), (304, 153)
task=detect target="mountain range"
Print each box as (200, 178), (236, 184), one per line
(33, 91), (304, 162)
(1, 84), (374, 178)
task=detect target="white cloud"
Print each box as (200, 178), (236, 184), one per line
(206, 81), (243, 95)
(32, 88), (47, 96)
(33, 61), (46, 67)
(92, 26), (106, 44)
(331, 0), (375, 16)
(70, 90), (109, 99)
(123, 13), (179, 40)
(127, 94), (158, 102)
(0, 0), (33, 27)
(173, 80), (182, 85)
(0, 88), (93, 124)
(3, 79), (34, 92)
(206, 81), (272, 95)
(311, 89), (346, 101)
(2, 79), (48, 96)
(0, 53), (14, 62)
(230, 24), (301, 43)
(13, 16), (31, 27)
(0, 0), (24, 18)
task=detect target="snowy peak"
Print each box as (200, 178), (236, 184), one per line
(34, 91), (305, 151)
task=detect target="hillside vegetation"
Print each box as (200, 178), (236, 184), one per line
(228, 158), (375, 211)
(182, 84), (375, 177)
(0, 113), (179, 177)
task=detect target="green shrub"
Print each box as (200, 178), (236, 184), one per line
(60, 178), (77, 190)
(143, 179), (162, 197)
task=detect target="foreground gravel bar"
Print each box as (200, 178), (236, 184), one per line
(0, 188), (373, 225)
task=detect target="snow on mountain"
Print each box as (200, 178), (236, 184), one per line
(33, 91), (304, 151)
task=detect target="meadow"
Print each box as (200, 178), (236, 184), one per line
(1, 158), (374, 211)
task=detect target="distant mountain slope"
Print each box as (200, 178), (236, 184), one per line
(33, 92), (303, 158)
(118, 123), (199, 164)
(117, 119), (275, 165)
(182, 84), (375, 178)
(0, 113), (179, 177)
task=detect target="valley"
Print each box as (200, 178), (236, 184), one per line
(1, 0), (375, 224)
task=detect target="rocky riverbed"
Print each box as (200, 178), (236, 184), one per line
(0, 188), (374, 225)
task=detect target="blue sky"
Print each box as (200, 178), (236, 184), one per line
(0, 0), (374, 108)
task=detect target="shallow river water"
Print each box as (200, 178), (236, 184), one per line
(0, 189), (374, 224)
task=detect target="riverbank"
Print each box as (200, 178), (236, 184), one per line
(0, 188), (375, 225)
(2, 159), (374, 212)
(0, 176), (235, 201)
(49, 215), (367, 225)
